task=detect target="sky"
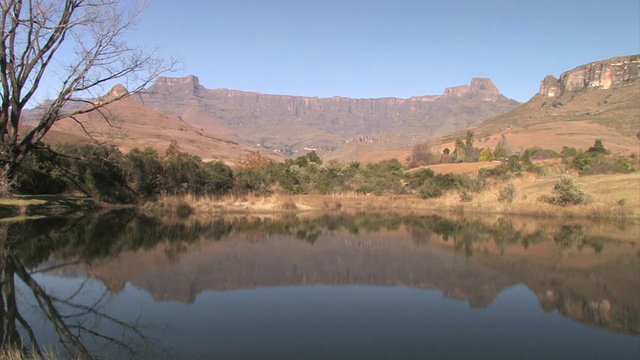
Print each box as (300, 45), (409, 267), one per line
(127, 0), (639, 102)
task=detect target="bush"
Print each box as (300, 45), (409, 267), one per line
(419, 179), (444, 199)
(587, 139), (608, 155)
(407, 168), (435, 188)
(498, 183), (516, 203)
(459, 190), (473, 202)
(523, 147), (560, 161)
(540, 175), (585, 206)
(479, 148), (496, 162)
(15, 147), (67, 194)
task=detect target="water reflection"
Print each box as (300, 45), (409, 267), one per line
(1, 211), (638, 358)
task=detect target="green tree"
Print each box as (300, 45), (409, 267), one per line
(493, 144), (507, 159)
(587, 139), (608, 154)
(123, 147), (163, 198)
(479, 148), (496, 162)
(203, 161), (235, 196)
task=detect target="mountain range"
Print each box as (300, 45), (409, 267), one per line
(41, 54), (639, 163)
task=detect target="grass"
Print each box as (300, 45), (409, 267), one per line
(145, 172), (640, 221)
(0, 195), (97, 219)
(0, 347), (57, 360)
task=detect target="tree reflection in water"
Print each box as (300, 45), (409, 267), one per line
(0, 210), (638, 358)
(0, 216), (157, 359)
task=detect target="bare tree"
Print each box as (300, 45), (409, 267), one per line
(0, 0), (176, 194)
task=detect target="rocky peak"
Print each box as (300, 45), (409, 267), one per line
(443, 78), (501, 101)
(539, 75), (562, 97)
(94, 83), (129, 104)
(108, 84), (129, 98)
(539, 54), (639, 97)
(149, 74), (204, 96)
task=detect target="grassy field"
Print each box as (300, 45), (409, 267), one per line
(149, 172), (640, 221)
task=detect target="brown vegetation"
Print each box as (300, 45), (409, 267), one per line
(148, 172), (639, 220)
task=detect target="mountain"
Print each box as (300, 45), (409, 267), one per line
(136, 76), (520, 158)
(46, 90), (256, 163)
(438, 54), (640, 154)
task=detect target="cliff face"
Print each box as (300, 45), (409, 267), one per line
(540, 54), (640, 97)
(140, 76), (519, 155)
(443, 78), (501, 101)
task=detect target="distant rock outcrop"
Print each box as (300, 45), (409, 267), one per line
(539, 54), (639, 97)
(443, 78), (501, 101)
(138, 75), (520, 158)
(152, 74), (204, 96)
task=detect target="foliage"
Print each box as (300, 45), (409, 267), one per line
(560, 146), (579, 158)
(523, 147), (560, 161)
(493, 144), (508, 159)
(14, 147), (67, 195)
(539, 175), (586, 206)
(355, 159), (406, 195)
(459, 190), (473, 202)
(479, 155), (523, 179)
(419, 173), (481, 199)
(498, 183), (517, 203)
(587, 139), (608, 155)
(567, 140), (633, 175)
(123, 147), (163, 198)
(407, 168), (435, 188)
(479, 148), (496, 162)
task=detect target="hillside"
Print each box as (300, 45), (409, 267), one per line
(136, 76), (520, 157)
(46, 86), (257, 163)
(432, 55), (640, 155)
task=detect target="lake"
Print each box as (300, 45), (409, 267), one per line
(3, 211), (639, 359)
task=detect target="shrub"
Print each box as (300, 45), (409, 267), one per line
(459, 190), (473, 202)
(498, 183), (516, 203)
(479, 148), (496, 162)
(419, 179), (444, 198)
(523, 147), (560, 161)
(540, 175), (585, 206)
(560, 146), (579, 158)
(407, 168), (435, 188)
(587, 139), (608, 155)
(577, 155), (634, 175)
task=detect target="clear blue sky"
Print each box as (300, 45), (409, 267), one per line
(131, 0), (640, 102)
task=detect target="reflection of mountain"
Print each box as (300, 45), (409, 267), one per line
(464, 242), (640, 335)
(21, 212), (639, 335)
(83, 230), (515, 308)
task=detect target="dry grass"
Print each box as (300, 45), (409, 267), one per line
(148, 172), (640, 221)
(0, 348), (57, 360)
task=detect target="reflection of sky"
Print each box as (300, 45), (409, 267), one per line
(20, 276), (640, 360)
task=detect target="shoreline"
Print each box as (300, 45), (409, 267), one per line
(2, 173), (638, 222)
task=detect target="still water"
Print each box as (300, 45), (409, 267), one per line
(3, 211), (639, 359)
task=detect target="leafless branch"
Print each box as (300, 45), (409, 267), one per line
(1, 0), (178, 193)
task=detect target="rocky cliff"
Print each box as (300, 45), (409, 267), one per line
(540, 54), (639, 97)
(443, 78), (501, 101)
(139, 76), (519, 156)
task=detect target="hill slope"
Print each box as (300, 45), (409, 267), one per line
(47, 87), (256, 163)
(434, 55), (640, 155)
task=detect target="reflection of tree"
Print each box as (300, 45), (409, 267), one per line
(2, 208), (636, 352)
(0, 223), (156, 359)
(554, 225), (605, 254)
